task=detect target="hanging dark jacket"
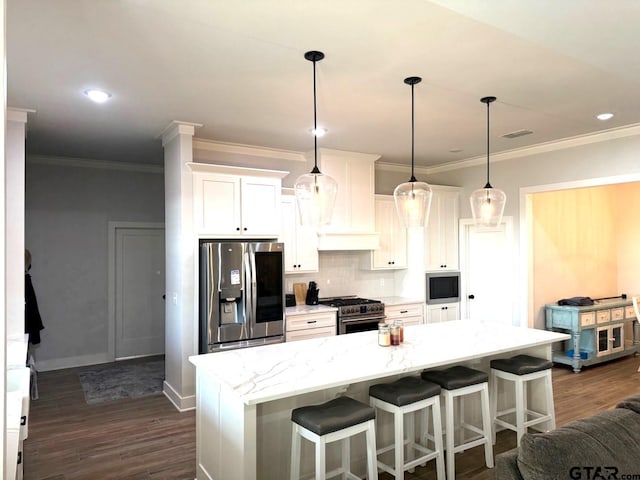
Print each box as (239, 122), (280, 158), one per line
(25, 273), (44, 344)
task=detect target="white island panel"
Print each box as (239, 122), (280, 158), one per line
(190, 321), (569, 480)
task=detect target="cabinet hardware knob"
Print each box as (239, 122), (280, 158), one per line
(400, 310), (408, 314)
(243, 227), (247, 231)
(307, 320), (317, 324)
(236, 227), (240, 231)
(468, 294), (475, 299)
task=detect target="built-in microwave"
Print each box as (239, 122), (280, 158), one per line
(426, 271), (460, 304)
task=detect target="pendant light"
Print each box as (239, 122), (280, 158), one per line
(470, 96), (506, 228)
(294, 50), (338, 227)
(393, 76), (432, 228)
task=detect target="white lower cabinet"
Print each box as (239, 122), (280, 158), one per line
(385, 302), (424, 326)
(286, 311), (337, 342)
(426, 302), (459, 324)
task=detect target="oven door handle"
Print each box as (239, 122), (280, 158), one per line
(340, 316), (386, 324)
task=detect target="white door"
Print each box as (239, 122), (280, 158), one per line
(460, 217), (515, 325)
(115, 226), (165, 359)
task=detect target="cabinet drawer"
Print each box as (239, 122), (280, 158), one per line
(286, 326), (336, 342)
(596, 310), (611, 324)
(625, 306), (636, 319)
(580, 312), (595, 327)
(611, 307), (625, 321)
(387, 315), (423, 327)
(386, 303), (423, 318)
(286, 312), (336, 331)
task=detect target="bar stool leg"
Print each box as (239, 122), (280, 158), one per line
(341, 438), (350, 478)
(393, 406), (404, 479)
(432, 399), (446, 480)
(316, 437), (326, 480)
(544, 371), (556, 431)
(490, 369), (498, 444)
(444, 390), (456, 480)
(480, 384), (494, 468)
(406, 411), (416, 473)
(365, 419), (379, 480)
(515, 377), (526, 447)
(290, 425), (301, 480)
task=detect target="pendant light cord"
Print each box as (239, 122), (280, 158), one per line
(313, 56), (318, 171)
(410, 82), (416, 182)
(305, 51), (325, 175)
(485, 100), (491, 188)
(481, 96), (496, 189)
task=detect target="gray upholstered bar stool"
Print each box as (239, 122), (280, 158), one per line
(421, 365), (494, 480)
(490, 354), (555, 446)
(369, 376), (445, 480)
(290, 396), (378, 480)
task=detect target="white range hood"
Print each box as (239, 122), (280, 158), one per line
(314, 149), (381, 251)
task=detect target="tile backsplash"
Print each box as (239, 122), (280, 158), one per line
(286, 251), (401, 299)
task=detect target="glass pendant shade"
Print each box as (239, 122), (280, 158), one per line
(295, 169), (338, 226)
(295, 50), (337, 227)
(470, 186), (506, 227)
(394, 180), (432, 228)
(393, 76), (432, 228)
(470, 95), (506, 228)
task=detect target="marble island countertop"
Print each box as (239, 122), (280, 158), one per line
(190, 320), (569, 406)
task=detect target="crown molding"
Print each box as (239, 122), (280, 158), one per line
(193, 138), (306, 163)
(27, 154), (164, 174)
(378, 123), (640, 175)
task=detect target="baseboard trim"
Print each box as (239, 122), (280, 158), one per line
(163, 380), (196, 412)
(36, 352), (112, 372)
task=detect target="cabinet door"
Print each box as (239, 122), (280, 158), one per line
(319, 153), (376, 233)
(371, 196), (407, 269)
(426, 302), (459, 323)
(425, 188), (460, 270)
(194, 173), (241, 235)
(240, 176), (281, 236)
(280, 195), (318, 274)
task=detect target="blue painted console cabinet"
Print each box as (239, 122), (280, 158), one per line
(545, 298), (639, 372)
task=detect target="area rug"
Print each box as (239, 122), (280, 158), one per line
(78, 359), (164, 404)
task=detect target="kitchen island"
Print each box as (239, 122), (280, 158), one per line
(189, 320), (568, 480)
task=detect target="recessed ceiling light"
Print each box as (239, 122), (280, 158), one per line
(84, 89), (112, 103)
(449, 148), (463, 153)
(310, 127), (327, 137)
(596, 112), (614, 121)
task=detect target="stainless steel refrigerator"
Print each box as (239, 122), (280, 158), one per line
(199, 241), (285, 353)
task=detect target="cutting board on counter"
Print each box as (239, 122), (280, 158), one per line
(293, 283), (307, 306)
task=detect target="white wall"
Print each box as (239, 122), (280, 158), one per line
(25, 156), (164, 370)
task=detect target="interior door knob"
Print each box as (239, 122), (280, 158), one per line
(468, 294), (475, 299)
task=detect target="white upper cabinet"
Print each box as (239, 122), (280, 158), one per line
(280, 193), (319, 273)
(316, 149), (381, 250)
(363, 195), (407, 270)
(425, 186), (460, 271)
(189, 163), (288, 237)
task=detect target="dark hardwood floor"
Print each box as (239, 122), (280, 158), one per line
(24, 355), (640, 479)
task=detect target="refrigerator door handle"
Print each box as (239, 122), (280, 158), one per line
(244, 248), (254, 333)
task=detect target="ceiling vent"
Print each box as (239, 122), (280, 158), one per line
(502, 129), (533, 139)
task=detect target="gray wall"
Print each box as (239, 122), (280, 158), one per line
(25, 157), (164, 370)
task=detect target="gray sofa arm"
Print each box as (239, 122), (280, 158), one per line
(495, 449), (524, 480)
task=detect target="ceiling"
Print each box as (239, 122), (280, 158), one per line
(8, 0), (640, 168)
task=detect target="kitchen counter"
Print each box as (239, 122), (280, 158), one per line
(377, 296), (424, 306)
(190, 321), (568, 479)
(285, 304), (338, 316)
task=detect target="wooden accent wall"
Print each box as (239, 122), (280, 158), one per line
(532, 185), (619, 326)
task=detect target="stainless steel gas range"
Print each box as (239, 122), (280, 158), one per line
(317, 296), (385, 334)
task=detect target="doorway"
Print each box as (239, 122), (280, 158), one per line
(108, 222), (165, 360)
(459, 217), (516, 325)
